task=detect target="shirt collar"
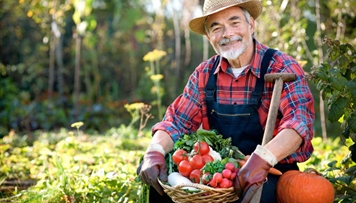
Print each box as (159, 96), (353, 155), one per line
(213, 39), (267, 79)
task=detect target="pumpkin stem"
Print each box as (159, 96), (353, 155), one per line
(304, 168), (322, 175)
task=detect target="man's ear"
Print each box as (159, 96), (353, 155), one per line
(249, 17), (255, 33)
(205, 34), (210, 41)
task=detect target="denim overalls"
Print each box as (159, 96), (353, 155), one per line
(206, 49), (298, 203)
(205, 49), (274, 156)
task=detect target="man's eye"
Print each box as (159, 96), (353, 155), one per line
(212, 27), (221, 32)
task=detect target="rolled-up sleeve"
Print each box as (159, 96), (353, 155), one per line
(152, 68), (204, 142)
(275, 57), (315, 163)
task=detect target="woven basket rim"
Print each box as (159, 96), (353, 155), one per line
(159, 179), (234, 191)
(158, 178), (239, 203)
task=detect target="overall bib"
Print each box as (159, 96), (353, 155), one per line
(148, 49), (298, 203)
(205, 49), (298, 203)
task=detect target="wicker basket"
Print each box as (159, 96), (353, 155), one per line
(158, 179), (239, 203)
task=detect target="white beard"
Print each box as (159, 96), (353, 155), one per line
(220, 45), (246, 60)
(215, 35), (251, 60)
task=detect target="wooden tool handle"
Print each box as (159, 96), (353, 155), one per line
(264, 73), (296, 82)
(250, 74), (297, 202)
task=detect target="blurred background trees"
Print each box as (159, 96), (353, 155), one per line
(1, 0), (355, 137)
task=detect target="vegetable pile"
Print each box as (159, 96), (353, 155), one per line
(165, 129), (245, 189)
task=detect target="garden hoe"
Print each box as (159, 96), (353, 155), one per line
(250, 73), (296, 203)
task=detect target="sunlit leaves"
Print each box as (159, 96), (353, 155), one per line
(350, 144), (356, 162)
(0, 130), (148, 202)
(311, 37), (356, 199)
(311, 38), (356, 127)
(329, 97), (349, 123)
(329, 76), (346, 91)
(142, 49), (167, 120)
(315, 70), (328, 81)
(124, 102), (146, 122)
(348, 116), (356, 137)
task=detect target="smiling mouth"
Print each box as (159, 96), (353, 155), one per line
(220, 39), (242, 47)
(222, 40), (239, 46)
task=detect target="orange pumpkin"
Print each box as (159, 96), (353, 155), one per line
(276, 168), (335, 203)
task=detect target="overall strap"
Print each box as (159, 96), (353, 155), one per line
(250, 48), (277, 103)
(205, 49), (277, 102)
(205, 56), (220, 101)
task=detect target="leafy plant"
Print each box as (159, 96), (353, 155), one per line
(310, 37), (356, 161)
(143, 49), (167, 120)
(0, 129), (147, 202)
(310, 37), (356, 202)
(298, 137), (356, 202)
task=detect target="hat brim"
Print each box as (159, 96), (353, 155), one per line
(189, 1), (262, 35)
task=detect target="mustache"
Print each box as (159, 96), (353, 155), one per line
(219, 36), (242, 46)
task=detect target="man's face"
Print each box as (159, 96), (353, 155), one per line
(205, 6), (255, 60)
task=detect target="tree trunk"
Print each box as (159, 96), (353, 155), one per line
(182, 0), (197, 66)
(74, 34), (82, 119)
(184, 28), (191, 66)
(170, 0), (181, 96)
(315, 0), (328, 140)
(56, 35), (65, 99)
(92, 49), (101, 102)
(48, 30), (55, 100)
(84, 64), (92, 103)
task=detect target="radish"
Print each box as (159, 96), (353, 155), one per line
(219, 178), (232, 188)
(222, 169), (232, 179)
(212, 172), (223, 184)
(230, 172), (237, 180)
(225, 162), (235, 171)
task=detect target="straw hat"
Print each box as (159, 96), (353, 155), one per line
(189, 0), (262, 35)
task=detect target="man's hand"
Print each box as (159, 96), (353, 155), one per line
(139, 151), (168, 195)
(234, 145), (277, 203)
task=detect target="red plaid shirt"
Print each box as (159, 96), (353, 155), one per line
(152, 40), (315, 163)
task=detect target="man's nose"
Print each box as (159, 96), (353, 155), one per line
(222, 26), (234, 38)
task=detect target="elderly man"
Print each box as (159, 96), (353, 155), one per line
(138, 0), (315, 202)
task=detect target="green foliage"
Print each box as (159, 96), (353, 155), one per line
(1, 0), (356, 135)
(1, 118), (355, 202)
(173, 129), (244, 160)
(0, 77), (20, 136)
(299, 137), (356, 202)
(143, 49), (167, 120)
(310, 37), (356, 202)
(310, 37), (356, 160)
(0, 128), (149, 202)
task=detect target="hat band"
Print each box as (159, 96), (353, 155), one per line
(204, 0), (246, 15)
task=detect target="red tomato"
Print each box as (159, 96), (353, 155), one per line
(193, 141), (210, 155)
(189, 154), (205, 169)
(225, 162), (235, 172)
(202, 154), (214, 164)
(189, 169), (202, 183)
(178, 160), (193, 177)
(202, 172), (212, 185)
(172, 149), (188, 165)
(222, 169), (232, 179)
